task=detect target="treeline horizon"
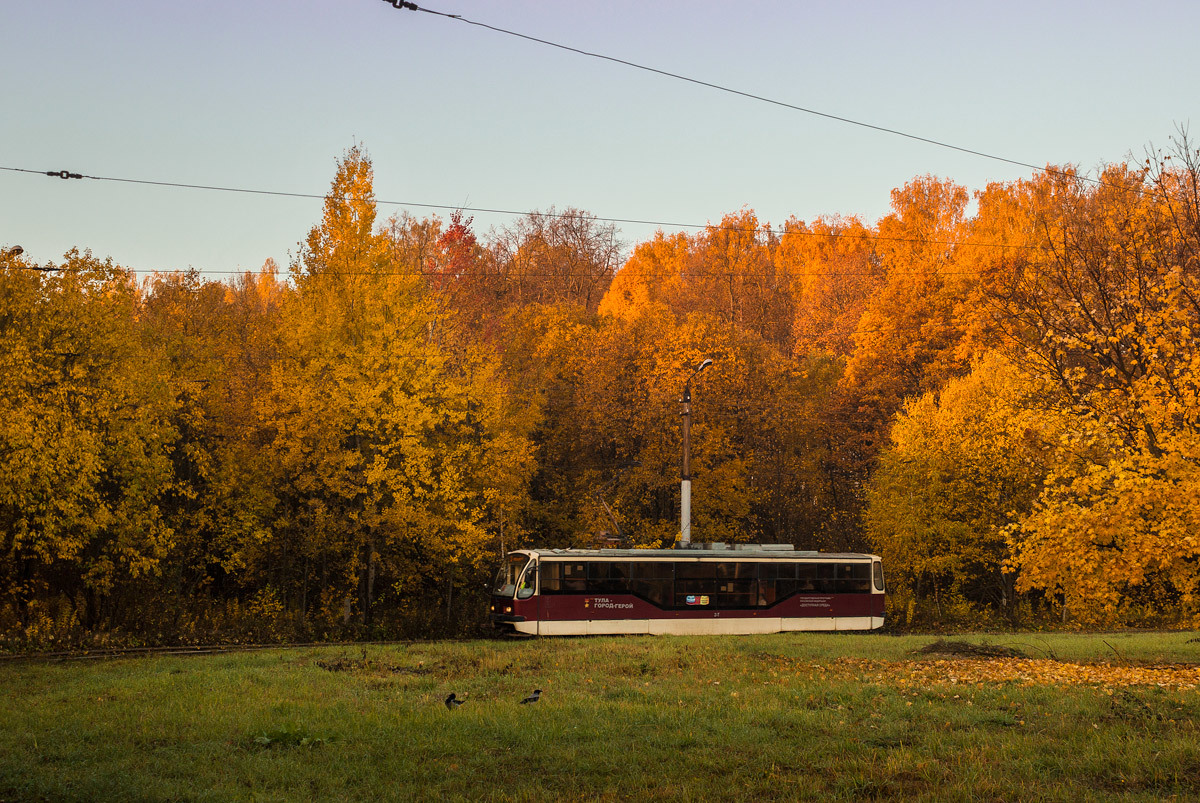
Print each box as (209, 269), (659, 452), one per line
(4, 133), (1200, 647)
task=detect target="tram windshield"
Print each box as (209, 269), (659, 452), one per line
(492, 553), (530, 597)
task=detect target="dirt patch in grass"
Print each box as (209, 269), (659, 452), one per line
(913, 639), (1027, 659)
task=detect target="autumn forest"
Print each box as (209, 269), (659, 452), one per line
(4, 135), (1200, 646)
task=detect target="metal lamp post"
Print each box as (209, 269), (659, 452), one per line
(679, 358), (712, 547)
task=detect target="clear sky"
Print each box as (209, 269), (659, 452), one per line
(2, 0), (1198, 277)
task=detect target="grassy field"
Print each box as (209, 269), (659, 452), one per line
(2, 631), (1199, 802)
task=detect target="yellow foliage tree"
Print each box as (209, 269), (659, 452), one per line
(0, 250), (177, 628)
(139, 264), (286, 606)
(258, 146), (534, 631)
(867, 352), (1070, 623)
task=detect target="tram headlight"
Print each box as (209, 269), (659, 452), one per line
(504, 606), (513, 614)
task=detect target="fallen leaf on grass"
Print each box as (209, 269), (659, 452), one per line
(831, 658), (1200, 690)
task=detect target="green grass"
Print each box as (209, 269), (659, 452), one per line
(1, 632), (1198, 801)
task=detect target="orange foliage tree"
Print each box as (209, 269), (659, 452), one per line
(978, 139), (1200, 623)
(777, 215), (882, 357)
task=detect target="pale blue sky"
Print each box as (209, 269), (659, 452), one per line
(2, 1), (1197, 277)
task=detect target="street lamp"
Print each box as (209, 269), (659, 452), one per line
(2, 245), (22, 259)
(679, 358), (712, 548)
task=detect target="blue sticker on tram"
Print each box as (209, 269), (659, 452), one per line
(686, 595), (697, 605)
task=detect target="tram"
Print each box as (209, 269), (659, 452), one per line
(489, 543), (885, 636)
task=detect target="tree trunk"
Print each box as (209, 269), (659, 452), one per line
(358, 538), (376, 628)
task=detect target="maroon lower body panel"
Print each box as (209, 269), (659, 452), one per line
(538, 592), (883, 621)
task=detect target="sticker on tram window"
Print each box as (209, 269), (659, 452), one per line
(686, 595), (710, 606)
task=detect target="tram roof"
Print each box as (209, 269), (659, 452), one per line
(519, 546), (879, 561)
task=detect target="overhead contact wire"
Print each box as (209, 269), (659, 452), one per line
(381, 1), (1066, 181)
(0, 165), (1040, 254)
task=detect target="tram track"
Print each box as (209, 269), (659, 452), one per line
(1, 628), (1192, 663)
(0, 637), (497, 664)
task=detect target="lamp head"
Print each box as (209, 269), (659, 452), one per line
(688, 358), (713, 382)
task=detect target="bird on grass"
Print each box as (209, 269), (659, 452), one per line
(520, 689), (542, 704)
(445, 692), (466, 710)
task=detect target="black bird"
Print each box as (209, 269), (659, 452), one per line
(520, 689), (542, 704)
(445, 692), (466, 710)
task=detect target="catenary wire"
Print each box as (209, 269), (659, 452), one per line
(381, 1), (1111, 188)
(0, 164), (1051, 260)
(0, 163), (1003, 247)
(385, 2), (1200, 211)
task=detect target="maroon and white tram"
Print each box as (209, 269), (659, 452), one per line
(489, 544), (885, 636)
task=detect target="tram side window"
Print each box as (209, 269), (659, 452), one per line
(561, 562), (587, 593)
(673, 561), (717, 607)
(712, 561), (755, 608)
(757, 563), (785, 605)
(631, 562), (672, 607)
(669, 562), (757, 608)
(758, 563), (786, 581)
(674, 562), (718, 580)
(540, 562), (587, 594)
(836, 563), (871, 594)
(716, 562), (758, 579)
(814, 563), (837, 594)
(768, 563), (799, 599)
(540, 561), (561, 593)
(716, 577), (757, 608)
(631, 561), (673, 579)
(797, 562), (821, 594)
(588, 562), (631, 594)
